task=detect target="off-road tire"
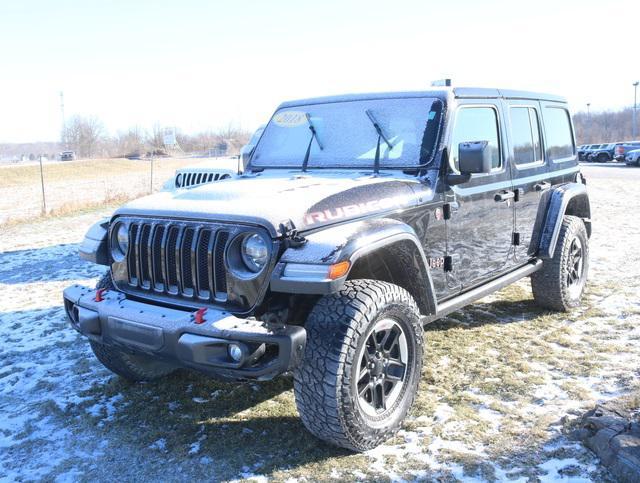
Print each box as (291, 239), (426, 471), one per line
(89, 272), (176, 382)
(294, 279), (423, 451)
(531, 215), (589, 311)
(597, 153), (609, 163)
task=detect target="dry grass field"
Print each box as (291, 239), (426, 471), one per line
(0, 157), (227, 224)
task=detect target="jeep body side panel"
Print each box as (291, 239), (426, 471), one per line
(79, 218), (110, 265)
(442, 97), (517, 292)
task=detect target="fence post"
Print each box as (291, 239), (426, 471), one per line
(39, 156), (47, 214)
(150, 155), (154, 193)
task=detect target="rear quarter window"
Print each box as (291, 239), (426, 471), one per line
(543, 107), (575, 162)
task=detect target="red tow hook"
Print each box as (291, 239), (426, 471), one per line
(194, 307), (208, 324)
(95, 288), (107, 302)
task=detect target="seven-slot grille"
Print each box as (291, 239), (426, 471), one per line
(124, 220), (231, 302)
(178, 171), (230, 188)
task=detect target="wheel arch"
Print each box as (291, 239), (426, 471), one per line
(270, 219), (437, 316)
(535, 182), (591, 259)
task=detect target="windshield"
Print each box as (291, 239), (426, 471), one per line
(251, 97), (442, 169)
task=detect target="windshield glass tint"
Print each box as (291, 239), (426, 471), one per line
(251, 97), (441, 168)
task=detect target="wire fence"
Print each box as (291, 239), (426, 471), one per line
(0, 157), (205, 225)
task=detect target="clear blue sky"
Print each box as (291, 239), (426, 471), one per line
(1, 0), (638, 142)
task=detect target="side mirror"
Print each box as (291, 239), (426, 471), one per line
(458, 141), (492, 175)
(240, 144), (255, 171)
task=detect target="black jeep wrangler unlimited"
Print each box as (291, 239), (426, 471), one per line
(63, 87), (590, 451)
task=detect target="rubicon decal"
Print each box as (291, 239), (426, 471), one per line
(305, 195), (412, 225)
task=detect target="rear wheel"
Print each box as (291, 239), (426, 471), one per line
(531, 216), (589, 311)
(294, 280), (423, 451)
(89, 272), (177, 381)
(597, 153), (609, 162)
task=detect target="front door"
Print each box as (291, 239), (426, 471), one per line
(444, 103), (515, 292)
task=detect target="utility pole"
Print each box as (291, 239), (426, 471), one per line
(60, 91), (66, 149)
(587, 103), (591, 142)
(633, 82), (639, 140)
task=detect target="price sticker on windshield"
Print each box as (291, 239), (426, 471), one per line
(273, 111), (308, 127)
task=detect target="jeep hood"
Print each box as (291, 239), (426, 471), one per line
(115, 171), (432, 237)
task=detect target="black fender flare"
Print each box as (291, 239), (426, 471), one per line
(79, 218), (110, 265)
(270, 218), (437, 315)
(535, 182), (591, 259)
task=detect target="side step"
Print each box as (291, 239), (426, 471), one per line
(421, 259), (543, 324)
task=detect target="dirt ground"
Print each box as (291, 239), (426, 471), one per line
(0, 164), (639, 482)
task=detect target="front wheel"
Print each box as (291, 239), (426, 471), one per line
(294, 280), (423, 451)
(531, 215), (589, 311)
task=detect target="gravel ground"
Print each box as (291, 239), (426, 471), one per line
(0, 164), (639, 482)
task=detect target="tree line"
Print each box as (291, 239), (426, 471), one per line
(59, 115), (252, 159)
(573, 107), (640, 144)
(4, 107), (639, 161)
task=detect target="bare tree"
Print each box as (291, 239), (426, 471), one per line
(115, 126), (146, 157)
(573, 108), (636, 144)
(63, 115), (104, 158)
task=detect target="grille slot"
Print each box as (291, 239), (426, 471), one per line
(214, 231), (229, 298)
(124, 220), (232, 303)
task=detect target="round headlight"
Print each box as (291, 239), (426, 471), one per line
(241, 233), (269, 272)
(111, 223), (129, 261)
(175, 173), (183, 188)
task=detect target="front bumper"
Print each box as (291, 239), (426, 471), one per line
(63, 285), (306, 380)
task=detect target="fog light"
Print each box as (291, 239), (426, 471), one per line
(228, 343), (243, 362)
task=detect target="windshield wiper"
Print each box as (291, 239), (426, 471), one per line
(301, 113), (323, 172)
(365, 109), (393, 174)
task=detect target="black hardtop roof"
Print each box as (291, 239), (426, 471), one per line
(278, 87), (567, 109)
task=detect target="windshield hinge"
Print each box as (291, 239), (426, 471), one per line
(444, 256), (453, 272)
(512, 232), (521, 246)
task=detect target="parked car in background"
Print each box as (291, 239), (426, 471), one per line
(587, 143), (618, 162)
(163, 157), (238, 191)
(625, 149), (640, 166)
(581, 144), (601, 161)
(577, 145), (589, 161)
(59, 151), (76, 161)
(614, 142), (640, 161)
(162, 125), (267, 191)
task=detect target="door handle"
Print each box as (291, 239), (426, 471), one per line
(534, 181), (551, 192)
(494, 190), (515, 202)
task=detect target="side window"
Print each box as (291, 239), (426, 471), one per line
(543, 107), (575, 162)
(450, 107), (501, 171)
(510, 107), (543, 165)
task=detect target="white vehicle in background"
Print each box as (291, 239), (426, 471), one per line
(163, 125), (266, 191)
(168, 157), (238, 190)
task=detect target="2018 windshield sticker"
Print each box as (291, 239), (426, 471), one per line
(272, 111), (307, 127)
(305, 195), (411, 225)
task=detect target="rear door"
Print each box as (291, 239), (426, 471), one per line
(540, 103), (579, 190)
(505, 100), (548, 262)
(444, 101), (515, 291)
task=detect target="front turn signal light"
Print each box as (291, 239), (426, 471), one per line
(328, 261), (350, 280)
